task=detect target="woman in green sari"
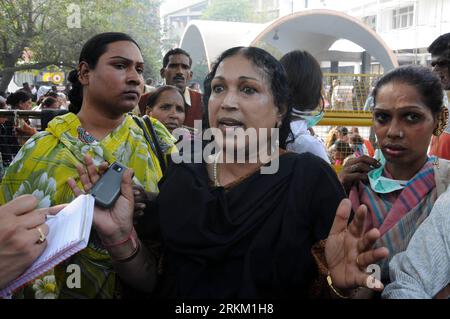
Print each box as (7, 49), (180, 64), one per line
(0, 32), (175, 298)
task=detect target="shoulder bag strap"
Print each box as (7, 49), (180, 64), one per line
(143, 116), (167, 173)
(131, 115), (167, 173)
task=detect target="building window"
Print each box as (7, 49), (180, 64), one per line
(362, 15), (377, 31)
(392, 6), (414, 29)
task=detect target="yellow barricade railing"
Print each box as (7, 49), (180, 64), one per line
(319, 110), (373, 127)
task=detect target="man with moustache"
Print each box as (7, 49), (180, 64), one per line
(429, 33), (450, 159)
(159, 48), (202, 128)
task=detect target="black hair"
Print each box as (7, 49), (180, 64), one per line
(203, 46), (291, 149)
(336, 126), (348, 136)
(145, 85), (187, 112)
(350, 134), (363, 145)
(372, 65), (444, 116)
(428, 33), (450, 55)
(6, 90), (31, 109)
(41, 96), (58, 109)
(45, 91), (59, 99)
(428, 33), (450, 86)
(162, 48), (192, 68)
(279, 50), (323, 112)
(68, 32), (141, 114)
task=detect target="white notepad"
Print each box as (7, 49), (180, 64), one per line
(0, 194), (95, 297)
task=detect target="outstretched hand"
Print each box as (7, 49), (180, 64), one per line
(325, 199), (389, 292)
(67, 155), (135, 245)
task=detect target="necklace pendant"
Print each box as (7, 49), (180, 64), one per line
(77, 126), (97, 144)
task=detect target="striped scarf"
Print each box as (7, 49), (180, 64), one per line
(349, 157), (438, 281)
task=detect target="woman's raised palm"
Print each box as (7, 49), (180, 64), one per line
(325, 199), (389, 291)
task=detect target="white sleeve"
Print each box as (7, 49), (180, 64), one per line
(288, 135), (331, 164)
(382, 190), (450, 299)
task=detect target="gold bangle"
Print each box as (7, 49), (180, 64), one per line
(327, 273), (350, 299)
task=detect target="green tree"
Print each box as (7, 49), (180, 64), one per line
(201, 0), (254, 22)
(110, 0), (162, 81)
(191, 58), (209, 91)
(0, 0), (161, 92)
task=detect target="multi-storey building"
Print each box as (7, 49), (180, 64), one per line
(161, 0), (209, 50)
(162, 0), (450, 68)
(280, 0), (450, 67)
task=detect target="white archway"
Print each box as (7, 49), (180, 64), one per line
(251, 9), (398, 71)
(180, 20), (266, 71)
(180, 9), (398, 71)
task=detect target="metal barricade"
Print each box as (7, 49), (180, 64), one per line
(323, 73), (381, 112)
(0, 109), (68, 180)
(313, 110), (376, 173)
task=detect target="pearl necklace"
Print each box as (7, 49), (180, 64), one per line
(212, 141), (280, 187)
(213, 152), (221, 187)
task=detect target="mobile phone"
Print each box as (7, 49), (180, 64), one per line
(90, 162), (127, 208)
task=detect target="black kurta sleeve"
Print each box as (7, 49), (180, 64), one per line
(306, 154), (346, 242)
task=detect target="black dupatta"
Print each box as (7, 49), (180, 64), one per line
(154, 152), (345, 298)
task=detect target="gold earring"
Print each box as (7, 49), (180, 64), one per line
(433, 107), (449, 136)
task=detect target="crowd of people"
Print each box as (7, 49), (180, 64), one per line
(326, 77), (374, 111)
(0, 84), (71, 166)
(0, 30), (449, 300)
(325, 125), (375, 167)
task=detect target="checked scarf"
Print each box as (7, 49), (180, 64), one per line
(349, 157), (438, 281)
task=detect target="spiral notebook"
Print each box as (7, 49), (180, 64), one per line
(0, 194), (95, 297)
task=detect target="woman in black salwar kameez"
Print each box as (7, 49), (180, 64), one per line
(71, 46), (388, 299)
(157, 151), (345, 298)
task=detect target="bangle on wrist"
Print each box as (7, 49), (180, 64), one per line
(327, 272), (353, 299)
(111, 239), (140, 263)
(101, 227), (140, 262)
(101, 227), (136, 248)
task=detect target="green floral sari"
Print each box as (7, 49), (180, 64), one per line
(0, 112), (176, 299)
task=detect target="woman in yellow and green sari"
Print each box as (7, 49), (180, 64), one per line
(0, 32), (175, 299)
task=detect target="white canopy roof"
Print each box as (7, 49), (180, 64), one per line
(180, 9), (398, 71)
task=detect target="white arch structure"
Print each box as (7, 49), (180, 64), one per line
(180, 9), (398, 72)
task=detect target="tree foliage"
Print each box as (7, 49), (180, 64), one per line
(201, 0), (254, 22)
(191, 58), (209, 90)
(0, 0), (161, 92)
